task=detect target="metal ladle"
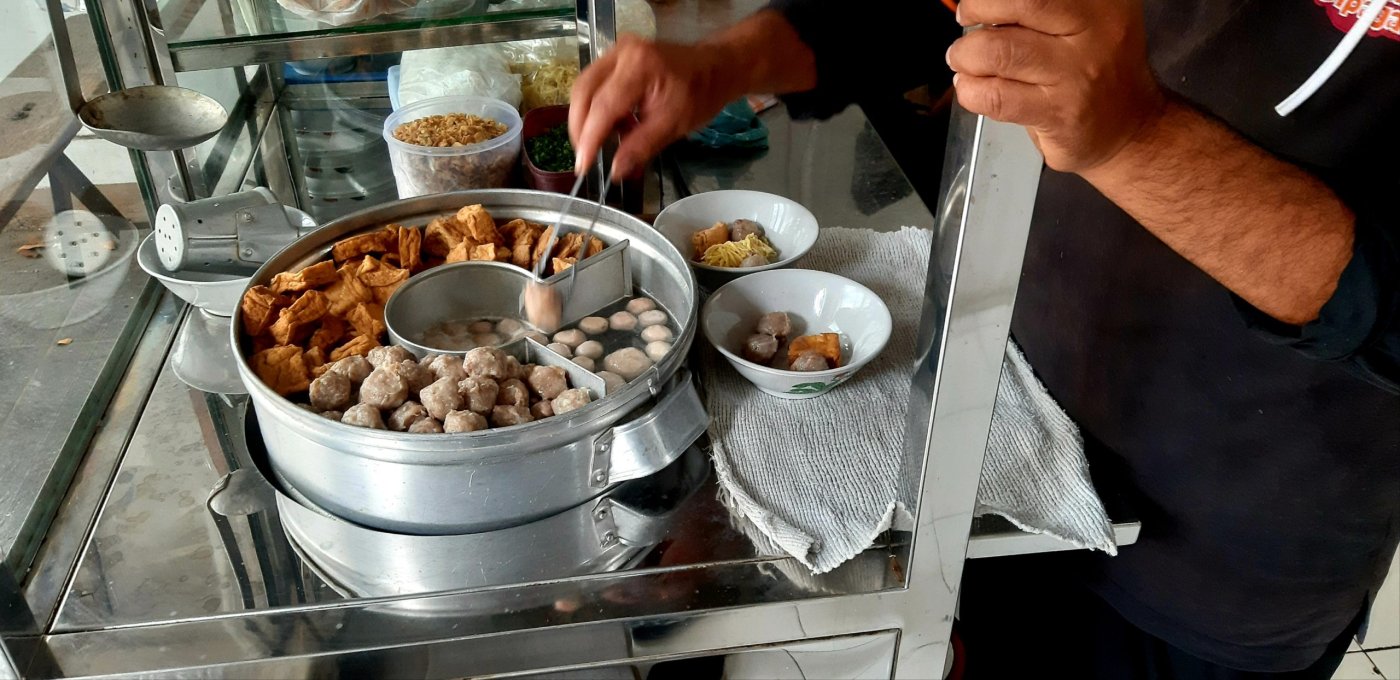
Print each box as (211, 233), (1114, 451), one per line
(44, 0), (228, 201)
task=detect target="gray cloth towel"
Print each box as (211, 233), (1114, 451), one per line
(706, 227), (1116, 574)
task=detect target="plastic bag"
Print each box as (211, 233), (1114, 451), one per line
(397, 43), (522, 109)
(274, 0), (420, 26)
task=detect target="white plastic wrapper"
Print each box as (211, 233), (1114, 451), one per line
(397, 44), (522, 109)
(275, 0), (420, 26)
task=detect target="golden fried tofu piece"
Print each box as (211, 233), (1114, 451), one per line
(308, 316), (349, 352)
(240, 285), (287, 337)
(304, 346), (327, 370)
(531, 226), (557, 270)
(250, 345), (311, 396)
(346, 302), (386, 339)
(332, 228), (397, 263)
(269, 290), (330, 346)
(552, 256), (577, 274)
(691, 222), (729, 260)
(585, 236), (605, 258)
(556, 233), (583, 260)
(469, 243), (511, 262)
(456, 204), (501, 244)
(424, 217), (471, 257)
(396, 225), (423, 272)
(787, 333), (843, 368)
(356, 257), (410, 304)
(269, 260), (337, 295)
(330, 333), (379, 361)
(324, 262), (375, 316)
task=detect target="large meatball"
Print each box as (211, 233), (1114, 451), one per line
(496, 378), (530, 408)
(790, 352), (830, 372)
(443, 409), (489, 433)
(420, 376), (465, 420)
(551, 388), (591, 415)
(457, 376), (500, 414)
(309, 370), (352, 411)
(359, 367), (409, 410)
(603, 347), (653, 381)
(530, 400), (554, 419)
(341, 404), (385, 429)
(728, 219), (764, 242)
(463, 346), (510, 379)
(327, 355), (372, 384)
(424, 354), (467, 384)
(367, 345), (415, 369)
(754, 312), (791, 339)
(742, 333), (779, 364)
(490, 405), (534, 428)
(389, 358), (435, 393)
(409, 417), (444, 434)
(387, 401), (429, 432)
(526, 365), (568, 400)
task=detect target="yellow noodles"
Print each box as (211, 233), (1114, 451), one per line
(700, 234), (778, 267)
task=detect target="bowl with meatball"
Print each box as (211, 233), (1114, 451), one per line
(653, 189), (819, 289)
(701, 269), (891, 399)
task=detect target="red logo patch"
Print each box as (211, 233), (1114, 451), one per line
(1315, 0), (1400, 41)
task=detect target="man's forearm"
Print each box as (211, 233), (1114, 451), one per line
(1081, 100), (1355, 326)
(700, 10), (817, 101)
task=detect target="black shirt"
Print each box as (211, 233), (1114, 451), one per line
(771, 0), (1400, 671)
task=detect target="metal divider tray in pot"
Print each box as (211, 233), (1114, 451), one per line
(233, 190), (703, 535)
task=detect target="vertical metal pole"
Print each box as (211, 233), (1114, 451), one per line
(576, 0), (618, 204)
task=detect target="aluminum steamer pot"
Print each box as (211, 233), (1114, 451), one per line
(233, 190), (702, 534)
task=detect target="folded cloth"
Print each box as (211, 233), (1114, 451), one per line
(706, 226), (1116, 574)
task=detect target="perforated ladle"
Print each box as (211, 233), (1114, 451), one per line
(44, 0), (227, 200)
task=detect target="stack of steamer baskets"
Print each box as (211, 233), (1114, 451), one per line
(232, 189), (708, 599)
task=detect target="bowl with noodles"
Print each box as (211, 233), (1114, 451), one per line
(653, 189), (819, 288)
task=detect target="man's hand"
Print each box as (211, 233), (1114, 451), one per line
(570, 11), (816, 180)
(946, 0), (1166, 173)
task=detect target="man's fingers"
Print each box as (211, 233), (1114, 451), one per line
(612, 115), (681, 180)
(957, 0), (1084, 35)
(953, 74), (1054, 128)
(947, 26), (1065, 85)
(568, 53), (617, 158)
(572, 68), (646, 177)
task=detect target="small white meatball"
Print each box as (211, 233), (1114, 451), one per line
(425, 354), (467, 384)
(408, 417), (444, 434)
(638, 310), (668, 328)
(596, 371), (626, 393)
(575, 340), (605, 359)
(367, 345), (414, 369)
(526, 366), (568, 401)
(359, 368), (409, 410)
(491, 405), (534, 428)
(577, 316), (609, 335)
(341, 404), (384, 429)
(463, 346), (509, 379)
(603, 347), (653, 381)
(790, 352), (831, 372)
(645, 341), (672, 362)
(545, 342), (573, 358)
(608, 311), (637, 332)
(444, 409), (489, 433)
(496, 378), (531, 407)
(530, 400), (554, 419)
(457, 376), (500, 414)
(641, 325), (674, 343)
(523, 331), (550, 345)
(551, 388), (592, 415)
(309, 370), (352, 411)
(388, 358), (435, 393)
(327, 355), (372, 384)
(468, 320), (495, 334)
(552, 329), (586, 348)
(625, 298), (657, 315)
(739, 252), (769, 267)
(572, 356), (596, 372)
(495, 318), (525, 338)
(473, 332), (503, 347)
(387, 401), (429, 432)
(420, 376), (465, 420)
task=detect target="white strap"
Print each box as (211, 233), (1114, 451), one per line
(1277, 0), (1389, 116)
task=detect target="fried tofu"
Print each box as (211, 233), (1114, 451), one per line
(552, 256), (577, 273)
(240, 285), (287, 337)
(787, 333), (843, 368)
(308, 316), (349, 352)
(303, 346), (327, 370)
(456, 204), (501, 244)
(424, 217), (471, 257)
(269, 290), (329, 346)
(585, 236), (605, 258)
(396, 225), (423, 272)
(692, 222), (729, 260)
(324, 262), (376, 316)
(355, 256), (410, 305)
(330, 333), (379, 361)
(346, 302), (386, 339)
(331, 228), (397, 263)
(469, 243), (511, 262)
(250, 345), (311, 395)
(531, 226), (557, 272)
(269, 260), (337, 295)
(556, 233), (583, 260)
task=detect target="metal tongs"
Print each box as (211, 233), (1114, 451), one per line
(522, 155), (612, 332)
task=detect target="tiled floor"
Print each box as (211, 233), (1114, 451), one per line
(1335, 552), (1400, 679)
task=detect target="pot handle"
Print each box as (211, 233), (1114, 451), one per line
(591, 371), (706, 488)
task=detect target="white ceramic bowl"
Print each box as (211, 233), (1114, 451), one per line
(137, 233), (249, 317)
(653, 190), (818, 288)
(702, 269), (892, 399)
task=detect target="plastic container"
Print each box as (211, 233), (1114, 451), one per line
(383, 95), (522, 198)
(521, 104), (575, 193)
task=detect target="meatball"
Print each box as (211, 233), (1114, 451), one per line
(387, 401), (429, 432)
(420, 376), (465, 420)
(457, 376), (500, 414)
(389, 358), (435, 393)
(739, 252), (769, 267)
(625, 297), (657, 315)
(444, 409), (489, 433)
(526, 366), (569, 400)
(495, 318), (525, 338)
(742, 333), (780, 364)
(596, 371), (627, 393)
(503, 355), (525, 380)
(367, 345), (414, 369)
(496, 378), (531, 407)
(319, 410), (343, 421)
(552, 329), (586, 348)
(640, 325), (673, 343)
(491, 405), (534, 428)
(424, 354), (467, 384)
(309, 370), (352, 411)
(603, 347), (653, 381)
(551, 388), (592, 415)
(572, 356), (596, 372)
(468, 320), (495, 334)
(408, 417), (444, 434)
(728, 218), (764, 242)
(608, 311), (638, 332)
(327, 355), (372, 384)
(463, 346), (509, 379)
(790, 352), (830, 372)
(645, 341), (672, 362)
(530, 400), (554, 419)
(755, 312), (791, 339)
(545, 342), (573, 358)
(637, 310), (668, 328)
(523, 331), (550, 345)
(575, 340), (605, 359)
(473, 332), (503, 347)
(341, 404), (385, 429)
(577, 316), (609, 335)
(359, 368), (409, 410)
(520, 363), (538, 381)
